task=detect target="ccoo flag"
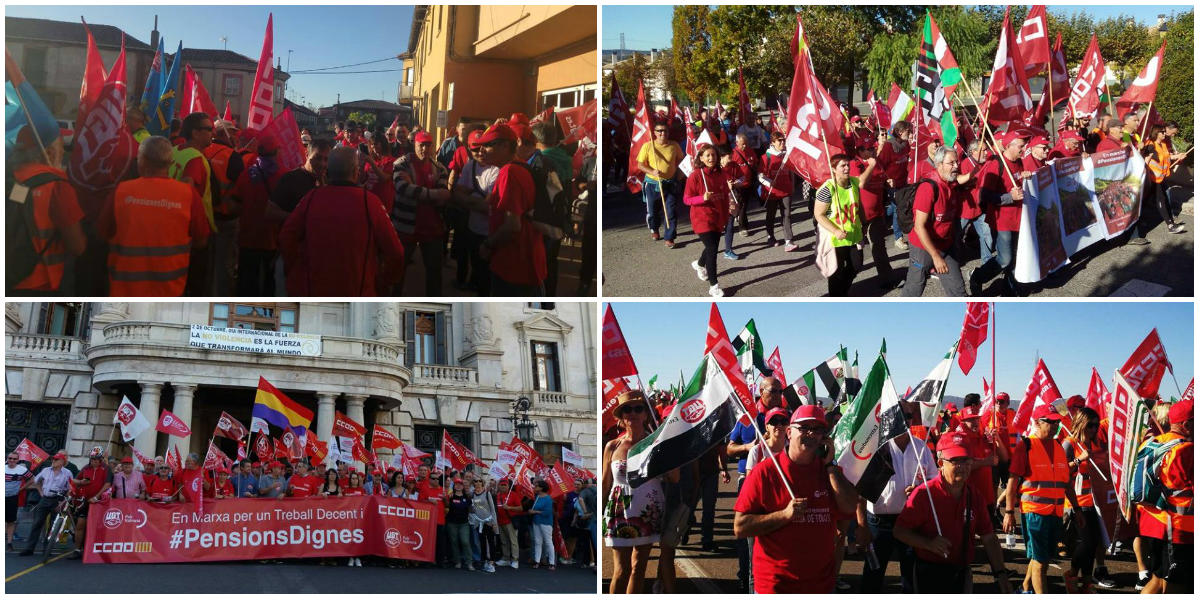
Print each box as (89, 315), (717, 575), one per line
(832, 351), (907, 502)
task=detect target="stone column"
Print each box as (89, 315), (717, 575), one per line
(135, 382), (163, 457)
(314, 392), (337, 446)
(345, 394), (367, 471)
(172, 384), (198, 455)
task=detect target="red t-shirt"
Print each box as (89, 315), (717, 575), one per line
(850, 158), (884, 221)
(234, 168), (285, 251)
(288, 474), (322, 497)
(146, 477), (177, 501)
(174, 468), (205, 504)
(343, 486), (365, 496)
(420, 482), (446, 526)
(907, 177), (958, 252)
(74, 465), (109, 499)
(958, 156), (987, 220)
(1095, 138), (1125, 154)
(213, 479), (235, 498)
(979, 155), (1024, 232)
(488, 163), (546, 287)
(733, 451), (838, 594)
(682, 167), (730, 234)
(1021, 154), (1045, 172)
(956, 426), (996, 506)
(896, 473), (993, 565)
(449, 145), (471, 173)
(876, 138), (910, 185)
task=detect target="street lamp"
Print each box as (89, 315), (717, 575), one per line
(510, 396), (537, 443)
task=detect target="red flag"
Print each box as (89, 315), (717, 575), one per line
(783, 16), (846, 187)
(601, 377), (631, 433)
(529, 105), (555, 126)
(545, 461), (573, 499)
(979, 377), (995, 416)
(155, 409), (192, 437)
(235, 440), (247, 462)
(737, 68), (754, 127)
(506, 436), (546, 475)
(1012, 359), (1063, 434)
(555, 99), (598, 145)
(280, 430), (304, 460)
(1069, 34), (1106, 120)
(869, 90), (890, 131)
(14, 438), (49, 468)
(253, 432), (271, 461)
(441, 431), (473, 471)
(398, 441), (431, 460)
(78, 20), (108, 126)
(351, 437), (371, 464)
(957, 302), (990, 375)
(1119, 329), (1172, 399)
(766, 347), (787, 389)
(331, 411), (366, 440)
(222, 101), (234, 124)
(1115, 41), (1166, 120)
(130, 445), (155, 470)
(245, 13), (275, 131)
(203, 441), (229, 470)
(181, 64), (218, 118)
(68, 36), (137, 192)
(256, 107), (305, 171)
(182, 466), (204, 514)
(624, 80), (653, 193)
(984, 9), (1033, 125)
(1047, 34), (1070, 105)
(606, 76), (631, 149)
(1182, 379), (1194, 403)
(306, 435), (329, 464)
(1014, 5), (1050, 78)
(167, 445), (182, 473)
(214, 411), (248, 440)
(601, 305), (639, 380)
(1086, 367), (1110, 416)
(371, 425), (402, 451)
(273, 437), (291, 460)
(704, 303), (757, 422)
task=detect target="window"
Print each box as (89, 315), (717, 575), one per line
(404, 310), (446, 366)
(526, 303), (555, 310)
(414, 425), (472, 470)
(36, 303), (85, 336)
(414, 312), (436, 363)
(531, 342), (561, 392)
(222, 74), (242, 97)
(539, 84), (598, 110)
(23, 47), (48, 87)
(210, 303), (298, 332)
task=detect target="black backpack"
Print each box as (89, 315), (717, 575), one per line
(893, 178), (937, 235)
(6, 170), (65, 290)
(513, 159), (569, 235)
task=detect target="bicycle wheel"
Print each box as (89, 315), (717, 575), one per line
(41, 514), (64, 563)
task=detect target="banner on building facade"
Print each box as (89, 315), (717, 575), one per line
(84, 496), (435, 564)
(1013, 149), (1145, 283)
(189, 325), (322, 357)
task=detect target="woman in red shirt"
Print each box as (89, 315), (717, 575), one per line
(683, 143), (731, 298)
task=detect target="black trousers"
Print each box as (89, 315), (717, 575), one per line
(697, 231), (721, 285)
(913, 557), (969, 593)
(543, 236), (562, 297)
(236, 248), (276, 296)
(22, 495), (63, 553)
(828, 244), (859, 296)
(863, 214), (895, 284)
(1069, 508), (1102, 578)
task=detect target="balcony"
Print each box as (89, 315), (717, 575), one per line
(532, 390), (568, 405)
(397, 83), (415, 103)
(6, 333), (86, 361)
(412, 364), (479, 386)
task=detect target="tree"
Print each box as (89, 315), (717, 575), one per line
(611, 52), (650, 106)
(1095, 15), (1156, 80)
(1155, 11), (1193, 140)
(346, 111), (376, 131)
(1046, 10), (1096, 63)
(862, 7), (996, 101)
(672, 6), (718, 103)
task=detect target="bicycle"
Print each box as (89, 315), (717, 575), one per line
(41, 494), (84, 563)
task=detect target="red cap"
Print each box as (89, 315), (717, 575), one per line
(453, 477), (463, 484)
(1032, 404), (1064, 422)
(764, 407), (789, 424)
(270, 461), (284, 469)
(997, 130), (1029, 148)
(53, 451), (68, 460)
(945, 403), (958, 412)
(1060, 130), (1084, 143)
(252, 462), (261, 468)
(1169, 399), (1193, 424)
(959, 405), (982, 420)
(936, 432), (971, 459)
(217, 466), (231, 474)
(508, 112), (530, 125)
(468, 129), (484, 148)
(405, 475), (417, 483)
(120, 456), (134, 464)
(1066, 395), (1086, 410)
(1028, 135), (1050, 148)
(790, 405), (827, 427)
(996, 392), (1011, 403)
(508, 122), (534, 143)
(414, 131), (434, 144)
(476, 123), (517, 145)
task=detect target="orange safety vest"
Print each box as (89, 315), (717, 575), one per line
(203, 143), (238, 217)
(1064, 438), (1103, 509)
(12, 164), (77, 291)
(1146, 141), (1171, 183)
(1138, 432), (1194, 543)
(984, 407), (1018, 453)
(107, 176), (196, 296)
(1020, 437), (1070, 517)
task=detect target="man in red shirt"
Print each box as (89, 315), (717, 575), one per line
(233, 136), (285, 295)
(287, 462), (321, 497)
(420, 468), (449, 566)
(877, 121), (914, 250)
(733, 405), (858, 593)
(902, 145), (964, 296)
(279, 146), (405, 295)
(477, 123), (547, 296)
(955, 404), (1007, 510)
(1095, 121), (1128, 154)
(68, 448), (111, 558)
(969, 130), (1027, 296)
(1049, 130), (1085, 160)
(146, 465), (178, 502)
(895, 432), (1013, 593)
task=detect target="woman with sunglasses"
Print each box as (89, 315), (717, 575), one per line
(603, 390), (671, 593)
(1061, 407), (1115, 591)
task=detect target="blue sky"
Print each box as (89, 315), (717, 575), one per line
(606, 302), (1194, 400)
(6, 5), (414, 108)
(603, 5), (1193, 51)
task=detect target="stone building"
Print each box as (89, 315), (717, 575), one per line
(4, 302), (596, 472)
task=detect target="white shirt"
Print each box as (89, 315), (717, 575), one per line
(33, 467), (72, 497)
(867, 436), (938, 516)
(457, 158), (499, 235)
(6, 463), (29, 496)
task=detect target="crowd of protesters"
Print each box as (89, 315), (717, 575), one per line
(7, 446), (599, 571)
(8, 106), (596, 297)
(601, 380), (1193, 593)
(604, 102), (1191, 298)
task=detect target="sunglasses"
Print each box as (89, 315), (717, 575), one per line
(791, 424), (825, 433)
(654, 129), (668, 134)
(763, 388), (782, 394)
(621, 404), (646, 415)
(767, 418), (789, 427)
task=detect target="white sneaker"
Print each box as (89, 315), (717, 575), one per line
(708, 284), (724, 297)
(496, 559), (510, 567)
(511, 561), (519, 569)
(483, 562), (496, 573)
(355, 558), (363, 567)
(690, 260), (707, 281)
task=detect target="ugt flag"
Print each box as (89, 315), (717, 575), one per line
(832, 351), (907, 502)
(113, 396), (152, 442)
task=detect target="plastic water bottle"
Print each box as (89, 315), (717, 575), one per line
(866, 543), (881, 571)
(1006, 533), (1016, 548)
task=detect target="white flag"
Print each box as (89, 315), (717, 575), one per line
(488, 460), (510, 480)
(562, 447), (585, 467)
(249, 416), (270, 435)
(113, 397), (151, 442)
(434, 451), (450, 470)
(495, 449), (519, 466)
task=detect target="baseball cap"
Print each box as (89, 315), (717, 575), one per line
(252, 461), (261, 468)
(508, 112), (530, 125)
(936, 432), (971, 459)
(1169, 399), (1193, 424)
(764, 407), (789, 424)
(120, 456), (133, 464)
(1066, 395), (1086, 410)
(405, 475), (417, 483)
(790, 405), (828, 428)
(1060, 130), (1084, 143)
(414, 131), (434, 144)
(996, 392), (1011, 403)
(997, 130), (1029, 148)
(945, 403), (958, 413)
(1028, 135), (1050, 148)
(508, 122), (534, 143)
(960, 405), (982, 420)
(468, 129), (484, 148)
(1033, 404), (1064, 422)
(476, 123), (517, 146)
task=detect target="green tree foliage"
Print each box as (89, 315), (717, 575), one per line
(1046, 10), (1096, 61)
(611, 52), (651, 107)
(346, 111), (376, 131)
(672, 6), (718, 103)
(1095, 15), (1156, 80)
(1155, 11), (1193, 140)
(707, 5), (795, 104)
(862, 7), (996, 99)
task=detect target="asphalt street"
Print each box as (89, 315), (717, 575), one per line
(601, 176), (1194, 297)
(601, 474), (1147, 594)
(398, 236), (588, 296)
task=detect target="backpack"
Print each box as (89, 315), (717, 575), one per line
(893, 178), (937, 235)
(513, 159), (569, 236)
(6, 170), (65, 290)
(1129, 436), (1186, 510)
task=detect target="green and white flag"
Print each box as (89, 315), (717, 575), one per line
(795, 349), (846, 408)
(626, 353), (738, 489)
(648, 374), (658, 390)
(909, 342), (959, 428)
(916, 11), (962, 148)
(832, 351), (907, 502)
(843, 351), (862, 402)
(732, 319), (773, 379)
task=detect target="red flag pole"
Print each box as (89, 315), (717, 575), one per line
(1047, 61), (1056, 143)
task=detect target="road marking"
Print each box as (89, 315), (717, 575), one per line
(675, 549), (722, 594)
(5, 551), (72, 583)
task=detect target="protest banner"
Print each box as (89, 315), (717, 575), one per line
(1051, 155), (1106, 254)
(84, 496), (436, 564)
(1014, 164), (1069, 283)
(1091, 148), (1145, 238)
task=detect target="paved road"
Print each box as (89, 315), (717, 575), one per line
(602, 473), (1145, 594)
(399, 237), (589, 296)
(5, 549), (596, 593)
(601, 183), (1193, 298)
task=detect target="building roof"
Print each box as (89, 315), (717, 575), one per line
(407, 6), (430, 54)
(322, 99), (407, 112)
(5, 16), (152, 51)
(283, 99), (318, 118)
(173, 48), (288, 80)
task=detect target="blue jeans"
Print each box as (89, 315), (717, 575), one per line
(470, 525), (481, 562)
(886, 189), (902, 241)
(735, 476), (750, 587)
(643, 178), (678, 241)
(960, 214), (996, 263)
(973, 229), (1015, 287)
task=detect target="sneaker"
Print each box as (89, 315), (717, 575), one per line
(1093, 567), (1116, 589)
(739, 229), (751, 238)
(784, 242), (799, 252)
(894, 237), (909, 250)
(496, 559), (510, 567)
(1127, 237), (1150, 246)
(835, 578), (851, 591)
(722, 250), (741, 260)
(483, 562), (496, 573)
(650, 231), (661, 241)
(1168, 223), (1186, 234)
(968, 268), (982, 297)
(665, 240), (676, 249)
(709, 284), (725, 298)
(559, 558), (575, 565)
(548, 565), (556, 571)
(766, 237), (777, 247)
(691, 260), (707, 281)
(511, 561), (519, 569)
(1136, 572), (1151, 590)
(467, 563), (475, 571)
